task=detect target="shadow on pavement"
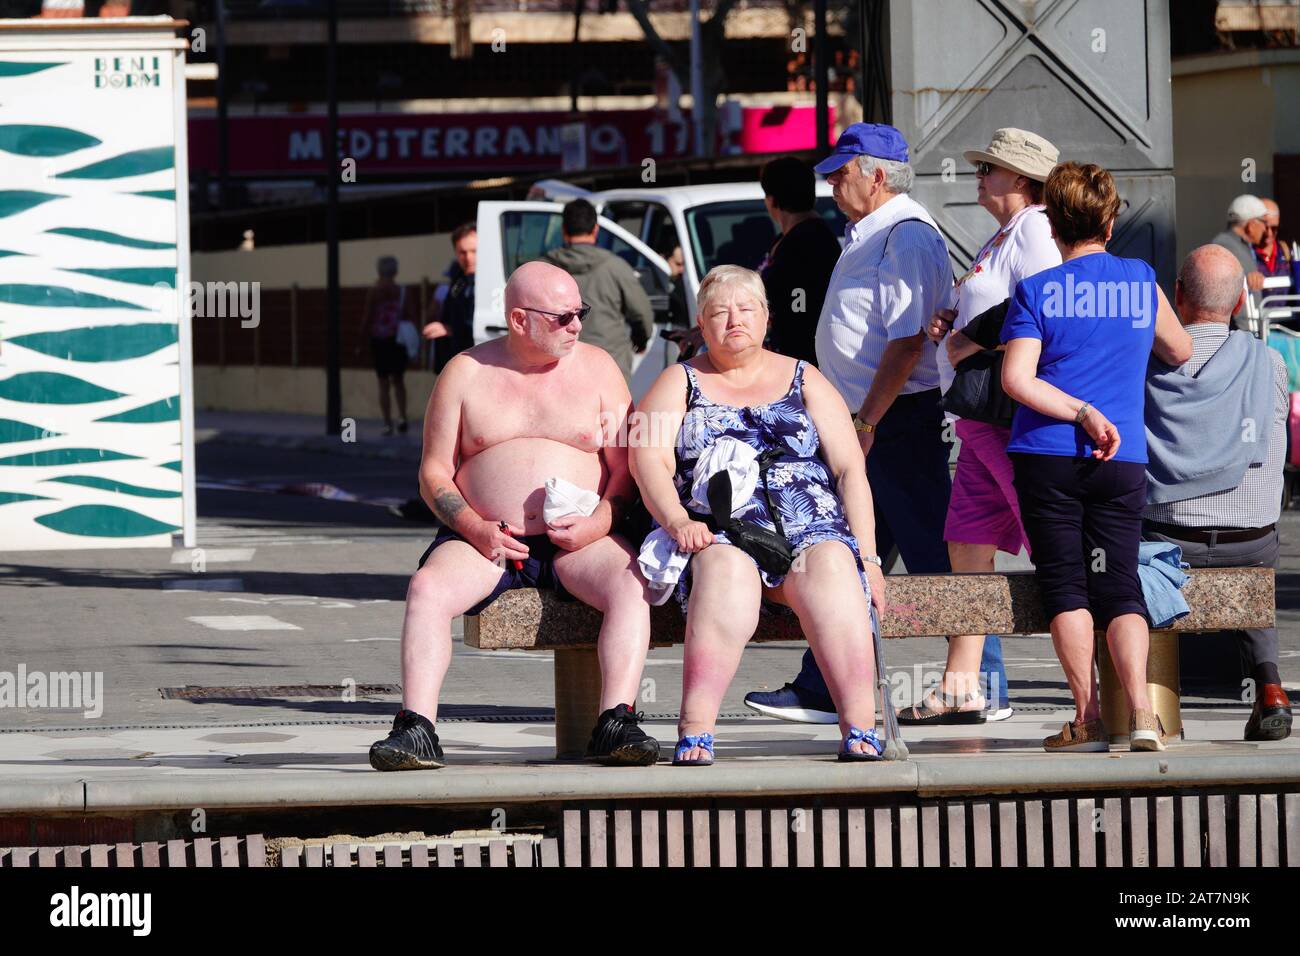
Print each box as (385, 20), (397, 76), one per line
(0, 564), (411, 602)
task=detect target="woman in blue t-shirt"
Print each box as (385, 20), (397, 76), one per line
(1001, 162), (1192, 754)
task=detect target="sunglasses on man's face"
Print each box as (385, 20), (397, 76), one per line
(521, 304), (591, 327)
(974, 161), (998, 177)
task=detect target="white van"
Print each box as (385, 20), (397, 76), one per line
(474, 179), (844, 397)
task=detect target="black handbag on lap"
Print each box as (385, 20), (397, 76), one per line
(940, 298), (1017, 428)
(687, 447), (795, 577)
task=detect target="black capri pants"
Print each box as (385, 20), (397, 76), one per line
(1010, 453), (1150, 628)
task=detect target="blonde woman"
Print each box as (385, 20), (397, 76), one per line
(630, 265), (886, 764)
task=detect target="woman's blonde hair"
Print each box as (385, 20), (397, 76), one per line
(696, 264), (769, 321)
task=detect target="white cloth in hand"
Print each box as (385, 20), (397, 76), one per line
(638, 436), (762, 604)
(543, 477), (600, 523)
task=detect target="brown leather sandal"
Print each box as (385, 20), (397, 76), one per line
(896, 687), (987, 725)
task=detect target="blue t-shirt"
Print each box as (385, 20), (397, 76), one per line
(1000, 252), (1158, 464)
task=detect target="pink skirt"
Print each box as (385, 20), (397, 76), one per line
(944, 418), (1030, 556)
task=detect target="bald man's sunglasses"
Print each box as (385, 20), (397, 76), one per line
(521, 304), (590, 327)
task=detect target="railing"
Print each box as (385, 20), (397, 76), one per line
(188, 0), (792, 19)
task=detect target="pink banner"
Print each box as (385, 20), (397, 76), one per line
(187, 105), (831, 176)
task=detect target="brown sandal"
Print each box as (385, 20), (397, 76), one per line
(896, 687), (987, 725)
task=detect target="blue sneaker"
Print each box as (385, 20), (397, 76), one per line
(743, 683), (838, 724)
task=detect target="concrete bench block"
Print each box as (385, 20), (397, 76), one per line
(464, 567), (1274, 649)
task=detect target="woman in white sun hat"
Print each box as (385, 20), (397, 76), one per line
(898, 127), (1062, 726)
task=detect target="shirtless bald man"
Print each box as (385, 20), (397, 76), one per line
(369, 261), (661, 770)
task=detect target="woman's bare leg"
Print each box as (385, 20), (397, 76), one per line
(1051, 608), (1100, 724)
(677, 544), (761, 761)
(941, 540), (997, 706)
(779, 541), (876, 753)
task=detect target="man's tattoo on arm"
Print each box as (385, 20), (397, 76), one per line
(431, 487), (469, 526)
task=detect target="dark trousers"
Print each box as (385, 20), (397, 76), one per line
(793, 388), (1007, 704)
(1010, 453), (1149, 627)
(1141, 524), (1280, 673)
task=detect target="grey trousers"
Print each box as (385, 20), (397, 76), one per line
(1141, 524), (1279, 670)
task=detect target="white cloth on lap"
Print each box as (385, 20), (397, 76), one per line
(543, 476), (600, 523)
(639, 437), (760, 605)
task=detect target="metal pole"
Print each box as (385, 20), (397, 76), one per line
(215, 0), (228, 208)
(570, 0), (584, 114)
(325, 0), (341, 436)
(689, 0), (703, 157)
(814, 0), (829, 151)
(859, 0), (870, 122)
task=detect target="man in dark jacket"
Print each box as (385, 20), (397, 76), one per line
(541, 199), (655, 382)
(426, 221), (477, 373)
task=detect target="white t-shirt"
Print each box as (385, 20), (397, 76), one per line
(937, 204), (1060, 396)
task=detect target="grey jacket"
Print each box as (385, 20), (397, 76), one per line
(541, 242), (655, 380)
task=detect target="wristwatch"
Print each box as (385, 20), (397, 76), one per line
(862, 553), (883, 567)
(853, 415), (876, 434)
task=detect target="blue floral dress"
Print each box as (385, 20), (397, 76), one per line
(667, 360), (871, 614)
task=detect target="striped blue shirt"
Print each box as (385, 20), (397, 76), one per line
(814, 193), (952, 413)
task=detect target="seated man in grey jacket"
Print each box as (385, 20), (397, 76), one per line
(1143, 244), (1291, 741)
(542, 199), (655, 383)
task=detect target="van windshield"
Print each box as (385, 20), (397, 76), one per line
(684, 198), (846, 278)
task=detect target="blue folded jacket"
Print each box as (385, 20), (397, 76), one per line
(1136, 540), (1190, 628)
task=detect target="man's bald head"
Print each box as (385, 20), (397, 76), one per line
(1177, 244), (1245, 322)
(1262, 198), (1279, 218)
(503, 261), (580, 322)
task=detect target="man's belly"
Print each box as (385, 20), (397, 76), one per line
(456, 438), (605, 535)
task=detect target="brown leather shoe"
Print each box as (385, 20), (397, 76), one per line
(1245, 684), (1293, 741)
(1043, 718), (1108, 753)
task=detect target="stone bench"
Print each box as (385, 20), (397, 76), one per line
(463, 568), (1276, 757)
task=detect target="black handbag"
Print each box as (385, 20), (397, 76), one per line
(687, 447), (795, 577)
(940, 298), (1017, 428)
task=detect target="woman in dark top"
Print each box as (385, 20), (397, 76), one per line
(757, 157), (842, 365)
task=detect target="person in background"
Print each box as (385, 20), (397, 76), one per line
(903, 127), (1062, 725)
(659, 242), (705, 361)
(1212, 194), (1269, 325)
(757, 156), (841, 366)
(1001, 162), (1193, 753)
(425, 221), (477, 373)
(542, 199), (655, 383)
(1143, 245), (1292, 741)
(1254, 198), (1293, 285)
(358, 255), (412, 436)
(743, 122), (958, 724)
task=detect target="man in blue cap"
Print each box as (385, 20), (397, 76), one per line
(744, 123), (1007, 723)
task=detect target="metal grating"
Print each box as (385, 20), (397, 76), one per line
(0, 835), (266, 868)
(159, 684), (402, 700)
(559, 791), (1300, 868)
(7, 791), (1296, 867)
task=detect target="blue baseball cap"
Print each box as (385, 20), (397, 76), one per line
(813, 123), (910, 175)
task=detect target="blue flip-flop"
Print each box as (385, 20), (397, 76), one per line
(838, 725), (884, 762)
(672, 732), (715, 766)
